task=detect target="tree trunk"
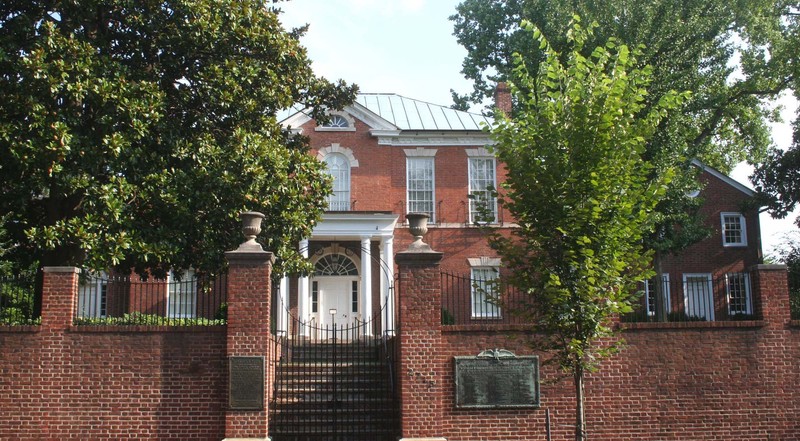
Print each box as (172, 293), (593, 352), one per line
(574, 364), (586, 441)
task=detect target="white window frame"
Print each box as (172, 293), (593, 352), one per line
(77, 271), (108, 318)
(725, 272), (752, 316)
(168, 269), (196, 319)
(406, 156), (436, 222)
(683, 273), (714, 321)
(644, 274), (671, 317)
(324, 152), (351, 211)
(720, 212), (747, 247)
(470, 265), (501, 319)
(468, 157), (497, 224)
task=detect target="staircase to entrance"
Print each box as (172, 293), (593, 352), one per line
(269, 335), (399, 441)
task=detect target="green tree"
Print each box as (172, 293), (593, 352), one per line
(0, 1), (356, 277)
(489, 18), (687, 440)
(452, 1), (796, 305)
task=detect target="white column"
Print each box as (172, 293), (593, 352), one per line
(298, 239), (310, 337)
(278, 275), (289, 336)
(380, 236), (395, 336)
(360, 236), (373, 336)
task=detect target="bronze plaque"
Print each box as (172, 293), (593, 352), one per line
(229, 356), (264, 410)
(454, 355), (539, 409)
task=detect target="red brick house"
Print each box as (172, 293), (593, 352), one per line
(276, 91), (764, 334)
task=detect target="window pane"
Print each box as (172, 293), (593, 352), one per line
(169, 270), (196, 318)
(471, 267), (500, 318)
(726, 273), (751, 315)
(407, 157), (435, 220)
(325, 153), (350, 211)
(469, 158), (497, 223)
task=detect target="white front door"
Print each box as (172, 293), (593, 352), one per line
(315, 276), (359, 328)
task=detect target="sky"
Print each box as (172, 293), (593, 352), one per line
(278, 0), (799, 257)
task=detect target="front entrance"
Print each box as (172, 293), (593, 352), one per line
(313, 276), (359, 328)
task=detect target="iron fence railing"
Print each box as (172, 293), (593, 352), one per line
(441, 271), (528, 326)
(790, 271), (800, 320)
(73, 272), (227, 326)
(0, 275), (38, 325)
(442, 271), (761, 325)
(623, 272), (757, 323)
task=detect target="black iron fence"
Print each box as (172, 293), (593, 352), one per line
(442, 271), (761, 325)
(790, 270), (800, 320)
(441, 271), (528, 326)
(0, 275), (38, 325)
(623, 272), (757, 323)
(73, 272), (227, 326)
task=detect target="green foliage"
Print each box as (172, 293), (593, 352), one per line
(771, 234), (800, 319)
(488, 18), (687, 439)
(0, 275), (37, 325)
(0, 1), (357, 276)
(441, 308), (456, 325)
(73, 312), (225, 326)
(451, 0), (796, 259)
(753, 146), (800, 229)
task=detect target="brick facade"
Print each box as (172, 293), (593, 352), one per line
(396, 252), (800, 440)
(0, 273), (227, 441)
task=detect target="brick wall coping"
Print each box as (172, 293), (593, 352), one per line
(67, 325), (227, 333)
(619, 320), (765, 330)
(42, 266), (80, 273)
(443, 324), (535, 333)
(0, 325), (228, 333)
(224, 250), (275, 265)
(790, 320), (800, 328)
(748, 263), (788, 271)
(0, 325), (39, 333)
(395, 251), (444, 265)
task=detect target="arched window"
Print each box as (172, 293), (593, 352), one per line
(314, 253), (358, 276)
(324, 153), (350, 211)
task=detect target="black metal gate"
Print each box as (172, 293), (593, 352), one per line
(269, 310), (398, 441)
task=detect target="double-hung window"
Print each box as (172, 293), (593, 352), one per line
(168, 269), (196, 319)
(721, 213), (747, 247)
(725, 272), (752, 316)
(77, 271), (108, 318)
(471, 267), (500, 318)
(407, 157), (435, 221)
(468, 157), (497, 223)
(644, 274), (671, 317)
(683, 273), (714, 321)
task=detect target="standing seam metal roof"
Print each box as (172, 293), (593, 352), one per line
(355, 93), (492, 131)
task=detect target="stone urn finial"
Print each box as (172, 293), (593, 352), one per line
(406, 212), (434, 252)
(236, 211), (266, 252)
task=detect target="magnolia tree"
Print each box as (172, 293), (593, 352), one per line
(0, 1), (357, 278)
(488, 18), (688, 440)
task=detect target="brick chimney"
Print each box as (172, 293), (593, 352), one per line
(494, 81), (512, 116)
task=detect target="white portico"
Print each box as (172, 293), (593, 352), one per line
(276, 212), (398, 337)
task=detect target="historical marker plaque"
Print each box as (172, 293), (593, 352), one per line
(454, 350), (539, 409)
(229, 356), (264, 410)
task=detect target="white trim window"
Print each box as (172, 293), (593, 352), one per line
(168, 269), (196, 319)
(683, 273), (714, 321)
(725, 272), (752, 316)
(470, 267), (500, 319)
(324, 152), (351, 211)
(407, 157), (435, 221)
(77, 271), (108, 318)
(720, 212), (747, 247)
(468, 157), (497, 223)
(644, 274), (671, 317)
